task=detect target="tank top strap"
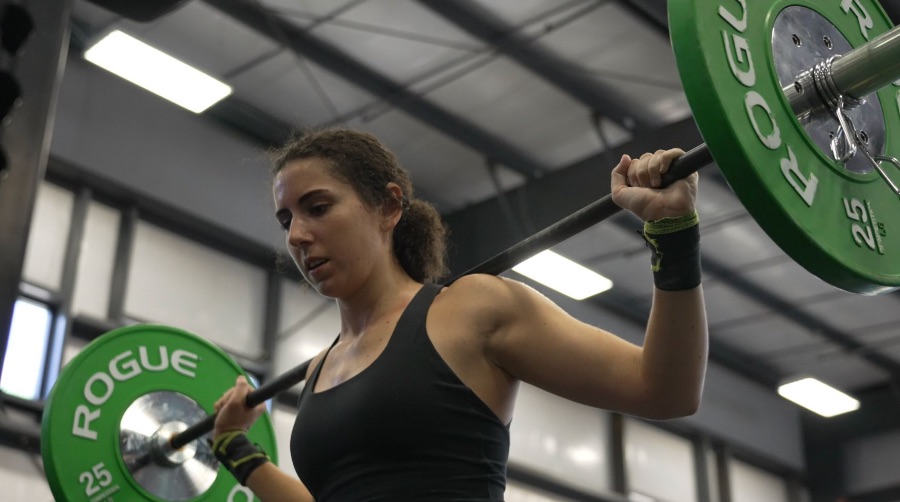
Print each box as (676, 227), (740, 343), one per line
(301, 283), (442, 399)
(302, 335), (340, 399)
(388, 283), (442, 347)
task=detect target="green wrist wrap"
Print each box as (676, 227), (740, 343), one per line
(640, 211), (701, 291)
(212, 430), (269, 485)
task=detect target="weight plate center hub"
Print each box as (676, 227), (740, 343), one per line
(772, 5), (886, 175)
(120, 391), (216, 501)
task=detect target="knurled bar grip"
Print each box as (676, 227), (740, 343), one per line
(168, 143), (714, 451)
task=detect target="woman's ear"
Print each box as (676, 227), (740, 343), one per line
(383, 182), (404, 229)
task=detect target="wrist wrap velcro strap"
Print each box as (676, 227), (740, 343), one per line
(212, 430), (269, 485)
(640, 211), (701, 291)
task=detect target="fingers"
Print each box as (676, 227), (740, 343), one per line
(214, 377), (246, 412)
(625, 148), (685, 188)
(633, 152), (657, 188)
(213, 376), (266, 437)
(610, 147), (696, 221)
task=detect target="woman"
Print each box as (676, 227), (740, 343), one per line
(211, 128), (706, 501)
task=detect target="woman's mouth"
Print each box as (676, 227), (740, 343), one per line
(306, 258), (328, 274)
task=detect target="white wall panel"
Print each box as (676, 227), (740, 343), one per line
(505, 480), (574, 501)
(22, 181), (73, 291)
(509, 383), (613, 496)
(0, 446), (54, 501)
(728, 459), (789, 502)
(844, 430), (900, 494)
(62, 337), (87, 368)
(72, 201), (120, 320)
(124, 221), (266, 357)
(624, 418), (697, 502)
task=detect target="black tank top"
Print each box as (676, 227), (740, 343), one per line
(290, 284), (509, 501)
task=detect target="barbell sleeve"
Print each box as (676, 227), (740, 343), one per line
(832, 24), (900, 102)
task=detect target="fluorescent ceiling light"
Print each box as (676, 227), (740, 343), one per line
(512, 250), (612, 300)
(777, 377), (860, 417)
(565, 446), (600, 466)
(84, 30), (232, 113)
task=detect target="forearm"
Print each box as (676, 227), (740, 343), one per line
(245, 462), (314, 502)
(212, 428), (313, 502)
(640, 285), (708, 418)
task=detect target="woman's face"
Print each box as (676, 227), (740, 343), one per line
(273, 157), (395, 298)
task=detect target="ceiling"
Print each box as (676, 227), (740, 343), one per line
(64, 0), (900, 444)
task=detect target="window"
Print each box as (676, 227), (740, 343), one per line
(728, 458), (790, 502)
(0, 298), (53, 400)
(624, 418), (697, 502)
(509, 384), (613, 495)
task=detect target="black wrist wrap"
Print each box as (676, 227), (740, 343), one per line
(639, 211), (701, 291)
(212, 430), (269, 485)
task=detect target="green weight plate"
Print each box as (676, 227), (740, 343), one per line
(42, 325), (278, 501)
(671, 0), (900, 294)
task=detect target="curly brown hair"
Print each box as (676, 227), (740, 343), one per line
(270, 128), (448, 283)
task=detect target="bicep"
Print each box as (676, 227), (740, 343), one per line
(484, 279), (649, 414)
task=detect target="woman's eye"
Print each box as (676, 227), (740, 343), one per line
(309, 204), (329, 216)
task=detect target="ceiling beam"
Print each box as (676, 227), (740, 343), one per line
(417, 0), (661, 132)
(201, 0), (547, 179)
(614, 0), (668, 36)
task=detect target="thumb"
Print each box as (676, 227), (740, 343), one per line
(611, 154), (632, 191)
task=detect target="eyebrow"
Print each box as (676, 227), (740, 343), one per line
(274, 188), (330, 216)
(295, 188), (330, 206)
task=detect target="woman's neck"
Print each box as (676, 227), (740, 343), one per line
(336, 266), (421, 338)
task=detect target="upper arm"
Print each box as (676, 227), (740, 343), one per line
(454, 275), (650, 415)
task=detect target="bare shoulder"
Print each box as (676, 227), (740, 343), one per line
(434, 273), (551, 335)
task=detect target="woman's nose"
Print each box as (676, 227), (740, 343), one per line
(287, 219), (312, 248)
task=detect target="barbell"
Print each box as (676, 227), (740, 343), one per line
(39, 1), (900, 500)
